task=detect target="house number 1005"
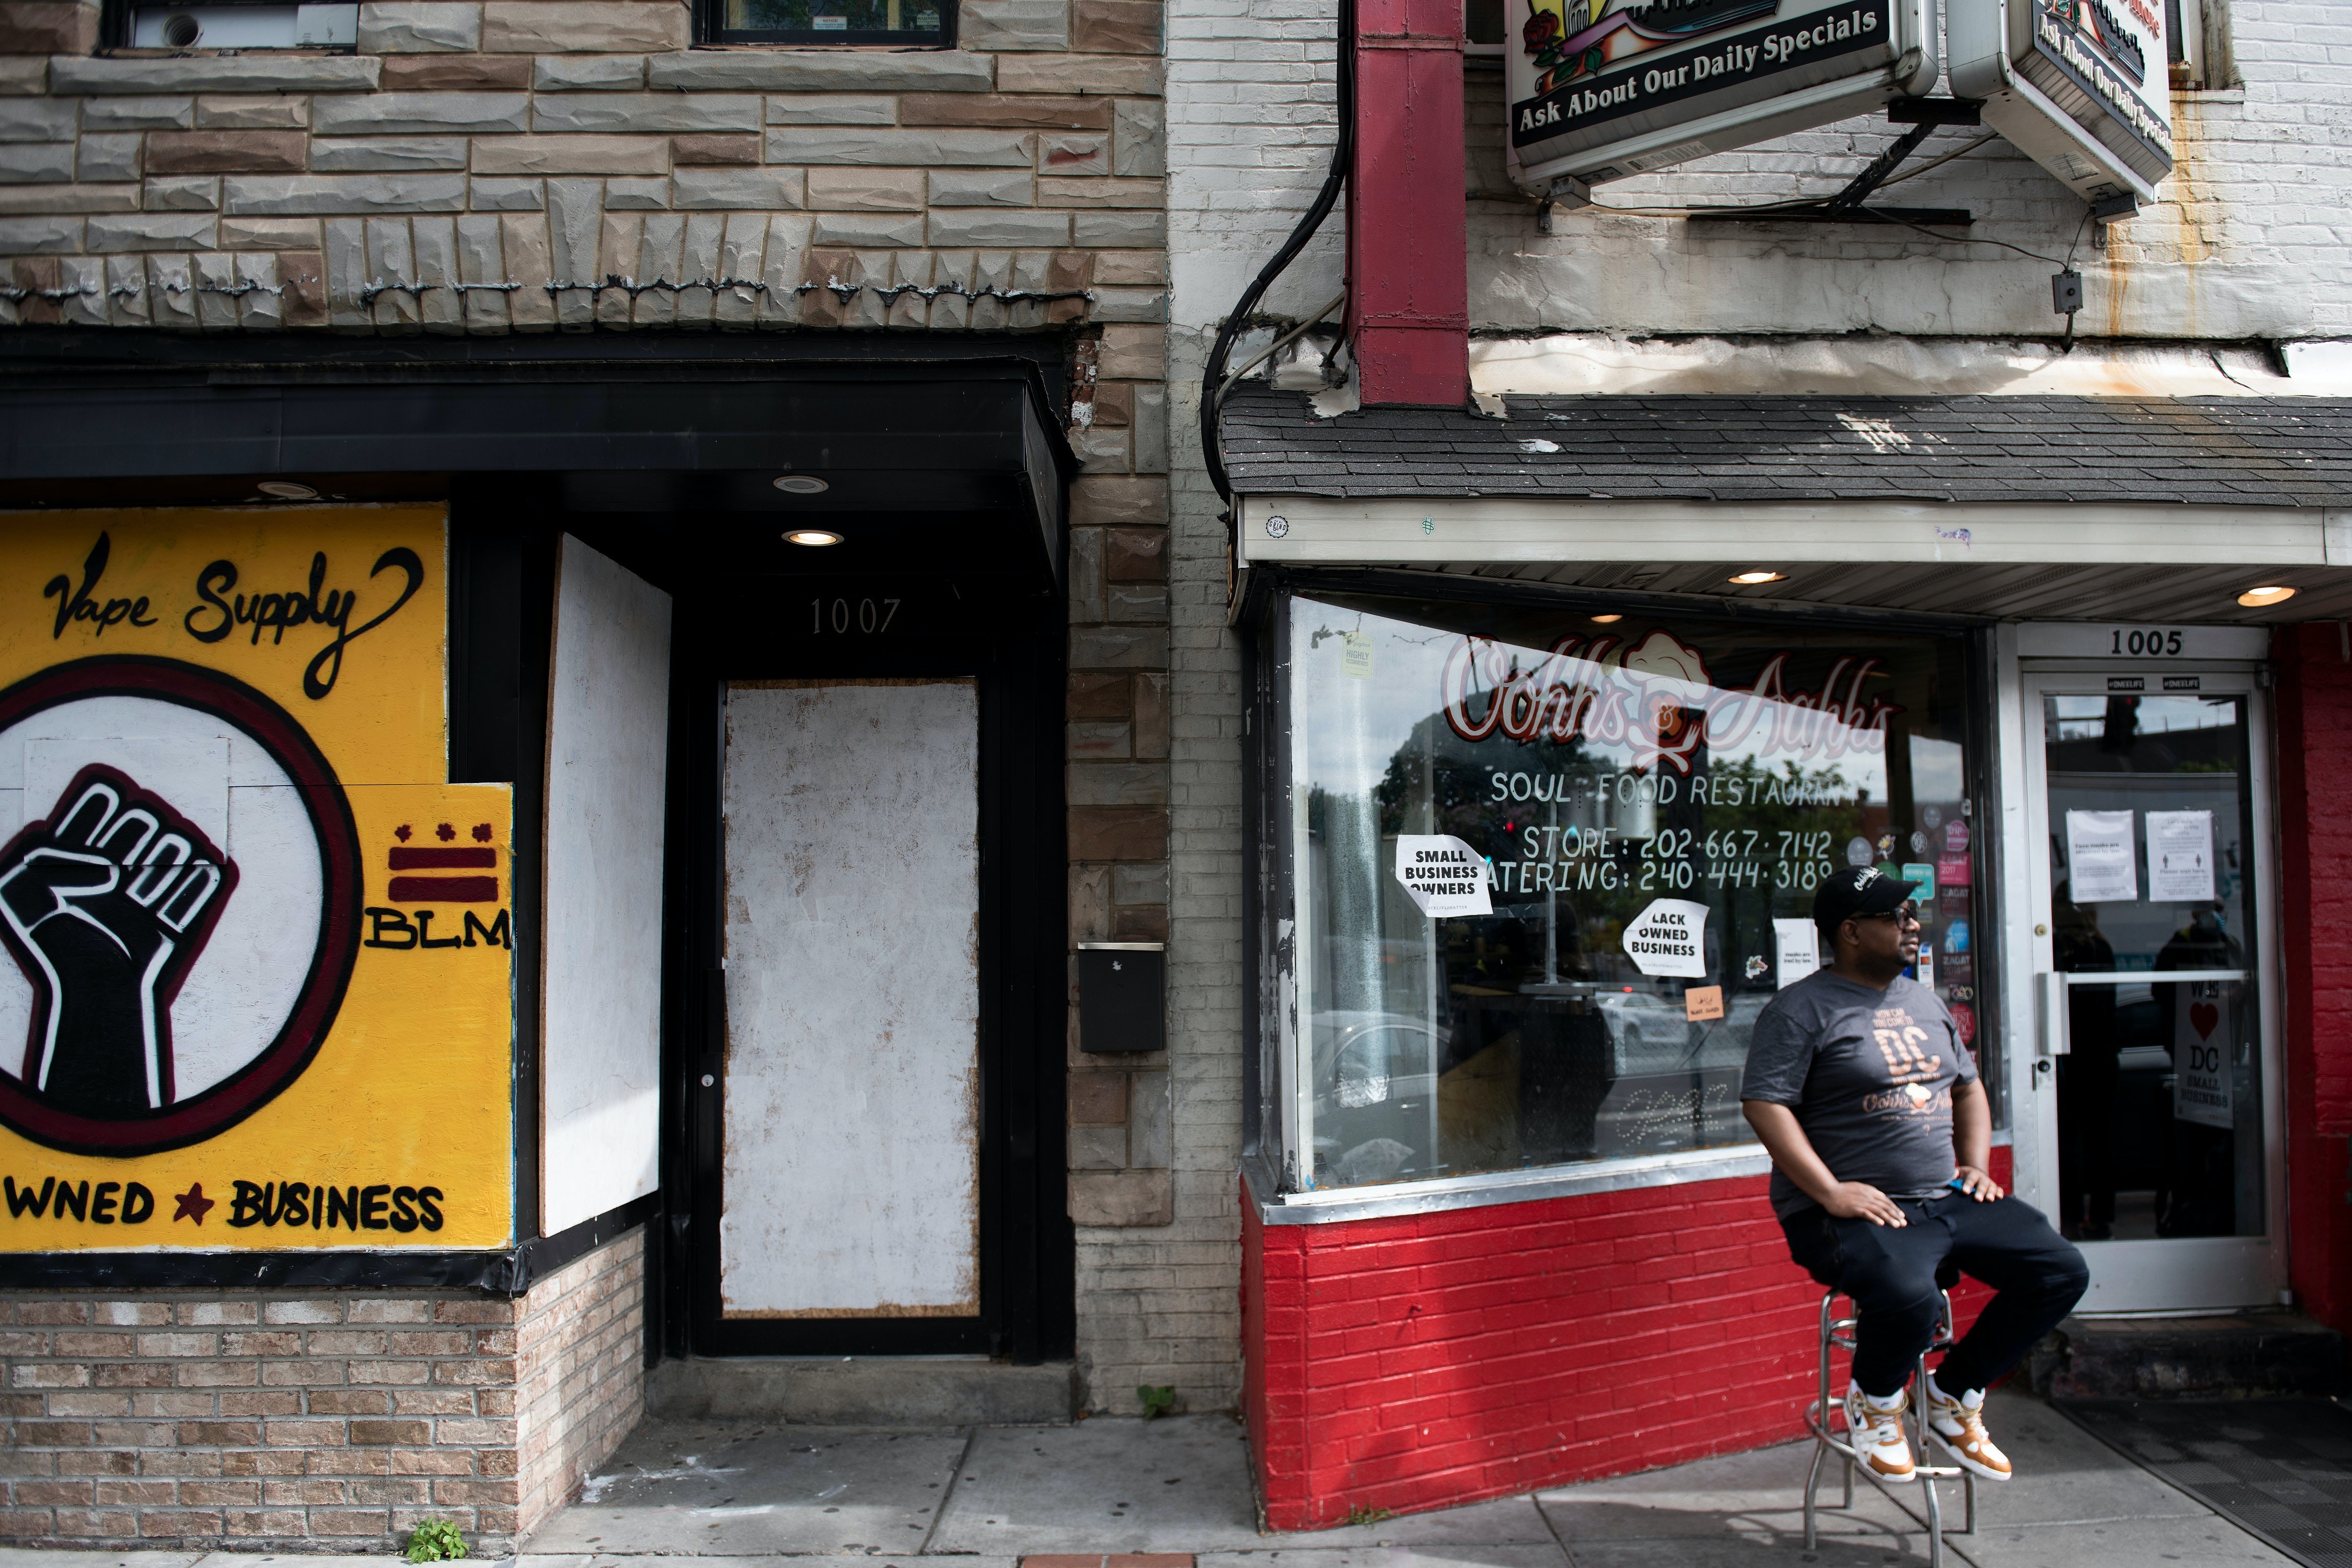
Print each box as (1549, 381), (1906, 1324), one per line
(2111, 628), (2185, 655)
(811, 597), (901, 634)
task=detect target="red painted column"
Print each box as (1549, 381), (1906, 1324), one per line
(1347, 0), (1468, 407)
(2271, 625), (2352, 1329)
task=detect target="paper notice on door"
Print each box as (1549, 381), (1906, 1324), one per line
(1393, 836), (1492, 916)
(1622, 897), (1709, 978)
(2174, 981), (2233, 1129)
(1773, 918), (1820, 989)
(1915, 947), (1935, 990)
(2065, 809), (2138, 903)
(2147, 810), (2217, 903)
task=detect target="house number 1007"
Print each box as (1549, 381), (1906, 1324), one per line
(811, 597), (901, 634)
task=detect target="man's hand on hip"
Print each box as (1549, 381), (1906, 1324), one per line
(1823, 1181), (1908, 1227)
(1954, 1165), (2004, 1201)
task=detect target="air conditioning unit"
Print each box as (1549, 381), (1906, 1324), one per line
(129, 3), (356, 48)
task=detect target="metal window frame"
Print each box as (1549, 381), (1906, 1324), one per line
(1251, 566), (1998, 1220)
(697, 0), (958, 50)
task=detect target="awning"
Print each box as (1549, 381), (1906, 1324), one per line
(1223, 385), (2352, 621)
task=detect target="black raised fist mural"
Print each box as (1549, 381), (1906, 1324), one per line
(0, 765), (237, 1118)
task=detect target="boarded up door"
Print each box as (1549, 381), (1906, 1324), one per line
(718, 678), (981, 1318)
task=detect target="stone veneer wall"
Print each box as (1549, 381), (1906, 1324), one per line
(0, 5), (1166, 333)
(0, 1227), (644, 1552)
(0, 0), (1177, 1416)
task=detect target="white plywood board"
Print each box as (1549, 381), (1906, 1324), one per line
(540, 536), (673, 1238)
(719, 679), (981, 1318)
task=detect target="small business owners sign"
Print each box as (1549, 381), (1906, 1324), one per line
(0, 508), (514, 1254)
(1508, 0), (1933, 191)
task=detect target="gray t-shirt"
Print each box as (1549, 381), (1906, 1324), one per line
(1739, 969), (1978, 1219)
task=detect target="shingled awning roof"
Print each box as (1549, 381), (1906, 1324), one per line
(1219, 385), (2352, 508)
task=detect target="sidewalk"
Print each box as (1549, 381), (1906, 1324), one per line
(0, 1390), (2297, 1568)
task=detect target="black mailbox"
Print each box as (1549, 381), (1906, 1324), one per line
(1077, 941), (1165, 1054)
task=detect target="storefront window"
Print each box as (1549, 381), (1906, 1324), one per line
(1283, 590), (1987, 1191)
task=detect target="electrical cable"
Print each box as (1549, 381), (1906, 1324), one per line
(1217, 289), (1348, 406)
(1570, 128), (1999, 217)
(1198, 0), (1353, 509)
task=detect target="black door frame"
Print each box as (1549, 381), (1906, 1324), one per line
(666, 583), (1071, 1361)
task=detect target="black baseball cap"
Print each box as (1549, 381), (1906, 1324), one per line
(1813, 864), (1918, 930)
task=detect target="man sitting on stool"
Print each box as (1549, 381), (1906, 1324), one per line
(1741, 866), (2088, 1484)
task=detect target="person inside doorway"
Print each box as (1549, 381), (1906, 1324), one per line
(1740, 867), (2089, 1485)
(2053, 886), (2121, 1241)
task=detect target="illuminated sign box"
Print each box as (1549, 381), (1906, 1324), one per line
(1507, 0), (1936, 192)
(1951, 0), (2173, 205)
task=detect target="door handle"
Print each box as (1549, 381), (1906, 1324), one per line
(2036, 971), (2070, 1058)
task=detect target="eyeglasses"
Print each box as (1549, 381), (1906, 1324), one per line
(1859, 903), (1922, 926)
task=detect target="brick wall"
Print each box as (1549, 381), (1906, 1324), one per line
(1241, 1155), (2011, 1530)
(0, 1227), (644, 1553)
(1089, 0), (1344, 1423)
(1473, 2), (2352, 339)
(2272, 624), (2352, 1333)
(1162, 0), (2350, 342)
(516, 1228), (645, 1538)
(0, 3), (1166, 335)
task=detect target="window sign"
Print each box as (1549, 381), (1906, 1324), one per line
(2065, 808), (2139, 903)
(1951, 0), (2173, 205)
(1286, 592), (1984, 1191)
(1507, 0), (1936, 194)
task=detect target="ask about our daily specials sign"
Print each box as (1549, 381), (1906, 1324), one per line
(1508, 0), (1933, 192)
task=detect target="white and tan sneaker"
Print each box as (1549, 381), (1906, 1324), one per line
(1926, 1377), (2013, 1481)
(1842, 1382), (1916, 1482)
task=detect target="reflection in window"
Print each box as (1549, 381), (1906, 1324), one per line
(720, 0), (944, 42)
(2045, 692), (2262, 1240)
(1288, 594), (1983, 1191)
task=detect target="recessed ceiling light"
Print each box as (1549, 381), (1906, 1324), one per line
(257, 481), (318, 501)
(773, 475), (829, 494)
(785, 529), (844, 547)
(1590, 613), (1622, 624)
(2237, 585), (2296, 607)
(1729, 570), (1786, 585)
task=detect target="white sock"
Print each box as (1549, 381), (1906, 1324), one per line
(1929, 1371), (1984, 1409)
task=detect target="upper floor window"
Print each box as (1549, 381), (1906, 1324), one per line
(713, 0), (950, 45)
(2166, 0), (2238, 91)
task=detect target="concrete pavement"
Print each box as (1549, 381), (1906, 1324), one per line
(0, 1390), (2298, 1567)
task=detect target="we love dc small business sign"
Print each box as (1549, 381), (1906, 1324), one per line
(1508, 0), (1933, 193)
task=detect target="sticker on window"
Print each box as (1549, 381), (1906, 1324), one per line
(1622, 897), (1708, 978)
(1392, 836), (1492, 917)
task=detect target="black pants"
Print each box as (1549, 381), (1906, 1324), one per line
(1781, 1193), (2089, 1399)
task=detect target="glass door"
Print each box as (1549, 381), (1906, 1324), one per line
(2018, 671), (2284, 1312)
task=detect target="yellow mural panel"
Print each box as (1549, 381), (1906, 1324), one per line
(0, 506), (514, 1251)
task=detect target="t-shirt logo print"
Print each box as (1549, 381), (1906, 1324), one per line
(0, 764), (238, 1118)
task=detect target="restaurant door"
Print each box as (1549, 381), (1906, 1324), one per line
(2014, 660), (2286, 1312)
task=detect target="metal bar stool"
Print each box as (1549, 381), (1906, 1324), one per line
(1803, 1284), (1977, 1567)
